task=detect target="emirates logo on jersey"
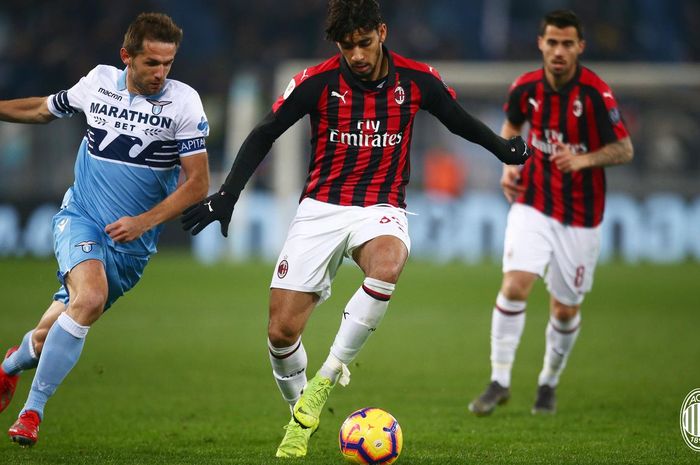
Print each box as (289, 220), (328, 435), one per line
(394, 86), (405, 105)
(532, 129), (588, 155)
(329, 119), (403, 148)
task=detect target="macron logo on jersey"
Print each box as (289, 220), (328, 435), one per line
(98, 87), (123, 102)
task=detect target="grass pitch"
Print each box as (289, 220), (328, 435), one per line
(0, 252), (697, 464)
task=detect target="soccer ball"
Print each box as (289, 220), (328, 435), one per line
(339, 407), (403, 464)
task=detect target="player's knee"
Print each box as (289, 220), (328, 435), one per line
(267, 325), (301, 348)
(500, 281), (529, 301)
(367, 261), (403, 284)
(69, 290), (107, 323)
(551, 302), (579, 321)
(32, 329), (49, 355)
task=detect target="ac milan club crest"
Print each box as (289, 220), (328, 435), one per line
(573, 98), (583, 117)
(394, 86), (405, 105)
(277, 259), (289, 279)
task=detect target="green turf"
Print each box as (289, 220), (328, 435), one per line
(0, 252), (697, 464)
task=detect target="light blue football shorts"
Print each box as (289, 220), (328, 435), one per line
(51, 206), (149, 311)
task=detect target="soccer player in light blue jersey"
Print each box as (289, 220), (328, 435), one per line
(0, 13), (210, 446)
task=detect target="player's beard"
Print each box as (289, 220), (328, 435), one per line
(129, 64), (164, 95)
(135, 76), (164, 95)
(352, 48), (382, 80)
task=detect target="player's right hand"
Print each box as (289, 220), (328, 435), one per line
(181, 188), (238, 237)
(500, 165), (525, 203)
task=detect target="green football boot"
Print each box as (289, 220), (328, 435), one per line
(275, 416), (318, 458)
(292, 374), (335, 429)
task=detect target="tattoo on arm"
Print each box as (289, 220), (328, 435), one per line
(585, 137), (633, 168)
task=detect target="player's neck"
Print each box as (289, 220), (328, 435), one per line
(366, 53), (389, 82)
(545, 66), (577, 92)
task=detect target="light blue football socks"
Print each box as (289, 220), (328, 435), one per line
(2, 330), (39, 376)
(22, 313), (89, 418)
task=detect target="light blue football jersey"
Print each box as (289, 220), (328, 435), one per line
(47, 65), (209, 255)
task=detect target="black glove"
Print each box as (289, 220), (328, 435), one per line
(499, 136), (531, 165)
(181, 189), (239, 237)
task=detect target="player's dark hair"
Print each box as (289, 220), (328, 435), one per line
(123, 12), (183, 56)
(540, 10), (584, 40)
(325, 0), (383, 42)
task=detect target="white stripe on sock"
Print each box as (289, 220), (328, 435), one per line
(57, 313), (90, 339)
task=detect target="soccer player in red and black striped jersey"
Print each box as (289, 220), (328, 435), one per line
(182, 0), (528, 456)
(469, 10), (633, 417)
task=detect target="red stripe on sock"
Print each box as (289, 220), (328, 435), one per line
(362, 285), (391, 301)
(550, 321), (580, 334)
(270, 340), (302, 359)
(495, 304), (525, 316)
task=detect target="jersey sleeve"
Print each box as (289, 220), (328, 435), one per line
(46, 66), (100, 118)
(415, 66), (458, 113)
(221, 71), (323, 197)
(176, 89), (209, 157)
(504, 81), (527, 126)
(588, 86), (629, 145)
(412, 68), (515, 163)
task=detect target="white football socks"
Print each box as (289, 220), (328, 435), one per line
(321, 277), (395, 385)
(490, 292), (526, 388)
(268, 337), (308, 408)
(538, 312), (581, 387)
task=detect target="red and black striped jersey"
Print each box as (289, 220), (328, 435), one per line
(505, 66), (629, 227)
(223, 47), (513, 209)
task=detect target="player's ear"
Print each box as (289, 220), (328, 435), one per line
(120, 47), (131, 67)
(578, 39), (586, 55)
(378, 23), (387, 43)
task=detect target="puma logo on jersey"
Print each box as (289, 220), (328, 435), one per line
(331, 90), (348, 104)
(528, 98), (540, 111)
(205, 200), (213, 212)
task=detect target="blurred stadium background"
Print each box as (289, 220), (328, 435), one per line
(1, 2), (699, 463)
(0, 0), (698, 264)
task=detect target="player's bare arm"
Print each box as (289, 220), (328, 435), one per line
(500, 119), (527, 202)
(550, 137), (633, 173)
(106, 152), (209, 243)
(0, 97), (56, 124)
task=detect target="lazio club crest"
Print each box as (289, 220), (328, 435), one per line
(75, 241), (98, 253)
(146, 99), (172, 115)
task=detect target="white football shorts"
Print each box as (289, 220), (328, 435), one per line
(271, 198), (411, 304)
(502, 203), (601, 306)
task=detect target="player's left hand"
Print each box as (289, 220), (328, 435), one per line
(105, 216), (148, 243)
(500, 136), (531, 165)
(181, 188), (238, 237)
(550, 142), (585, 173)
